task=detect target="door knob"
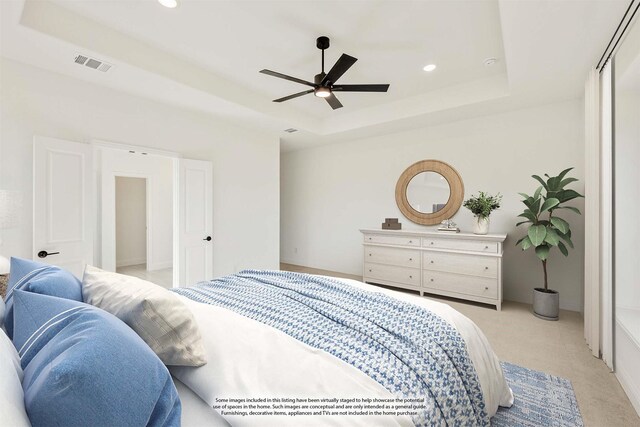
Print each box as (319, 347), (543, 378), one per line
(203, 236), (212, 241)
(37, 250), (60, 258)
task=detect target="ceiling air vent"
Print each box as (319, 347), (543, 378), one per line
(74, 54), (112, 72)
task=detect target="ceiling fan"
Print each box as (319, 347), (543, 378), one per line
(259, 36), (390, 110)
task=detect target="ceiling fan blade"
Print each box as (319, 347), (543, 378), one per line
(325, 93), (343, 110)
(333, 84), (390, 92)
(259, 69), (316, 87)
(321, 54), (357, 85)
(273, 89), (314, 103)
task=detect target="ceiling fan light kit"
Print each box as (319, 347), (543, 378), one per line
(260, 36), (390, 110)
(314, 87), (331, 98)
(158, 0), (178, 8)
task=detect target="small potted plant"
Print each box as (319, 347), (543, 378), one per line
(463, 192), (502, 235)
(516, 168), (583, 320)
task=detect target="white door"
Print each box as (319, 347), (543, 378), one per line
(174, 159), (213, 287)
(33, 136), (93, 279)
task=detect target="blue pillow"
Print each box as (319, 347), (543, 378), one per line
(4, 257), (82, 338)
(12, 290), (181, 427)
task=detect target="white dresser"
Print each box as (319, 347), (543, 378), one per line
(361, 229), (506, 310)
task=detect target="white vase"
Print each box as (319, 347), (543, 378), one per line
(473, 217), (490, 235)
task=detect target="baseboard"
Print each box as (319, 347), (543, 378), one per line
(116, 257), (147, 268)
(280, 258), (298, 266)
(279, 261), (362, 281)
(615, 321), (640, 417)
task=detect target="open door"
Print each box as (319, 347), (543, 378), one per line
(174, 158), (213, 287)
(33, 136), (93, 279)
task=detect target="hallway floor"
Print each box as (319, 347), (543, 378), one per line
(116, 264), (173, 288)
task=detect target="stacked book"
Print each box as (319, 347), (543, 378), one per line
(382, 218), (401, 230)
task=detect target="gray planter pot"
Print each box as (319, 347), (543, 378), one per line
(532, 288), (559, 321)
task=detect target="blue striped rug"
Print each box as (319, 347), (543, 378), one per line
(492, 362), (583, 426)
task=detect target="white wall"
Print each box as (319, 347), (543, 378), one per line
(115, 177), (147, 268)
(281, 99), (585, 311)
(101, 148), (174, 271)
(0, 58), (280, 277)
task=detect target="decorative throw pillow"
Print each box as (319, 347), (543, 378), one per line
(12, 290), (181, 427)
(0, 328), (30, 427)
(82, 265), (207, 367)
(4, 257), (82, 338)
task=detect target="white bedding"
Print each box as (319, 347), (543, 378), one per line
(174, 377), (229, 427)
(171, 277), (513, 426)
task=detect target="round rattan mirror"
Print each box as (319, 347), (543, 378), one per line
(395, 160), (464, 225)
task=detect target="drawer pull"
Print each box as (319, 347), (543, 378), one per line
(409, 258), (413, 261)
(369, 269), (372, 272)
(430, 260), (434, 264)
(484, 245), (489, 249)
(409, 275), (413, 279)
(369, 253), (372, 256)
(430, 241), (434, 245)
(409, 240), (413, 243)
(369, 237), (372, 240)
(484, 266), (489, 270)
(430, 278), (434, 282)
(485, 286), (489, 290)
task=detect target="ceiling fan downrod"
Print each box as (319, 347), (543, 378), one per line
(317, 36), (330, 78)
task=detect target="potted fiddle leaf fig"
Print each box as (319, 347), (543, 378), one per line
(515, 168), (583, 320)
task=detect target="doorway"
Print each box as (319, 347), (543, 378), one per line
(112, 173), (172, 288)
(98, 144), (212, 288)
(115, 176), (148, 272)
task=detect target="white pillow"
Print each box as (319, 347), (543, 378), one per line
(0, 329), (31, 426)
(82, 265), (207, 367)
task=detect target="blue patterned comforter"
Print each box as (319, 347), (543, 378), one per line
(172, 270), (488, 426)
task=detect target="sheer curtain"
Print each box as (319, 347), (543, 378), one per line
(584, 67), (601, 359)
(583, 65), (614, 368)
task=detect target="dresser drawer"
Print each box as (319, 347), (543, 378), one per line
(423, 252), (498, 278)
(422, 270), (497, 299)
(365, 246), (420, 268)
(363, 233), (420, 247)
(364, 263), (420, 287)
(421, 237), (498, 253)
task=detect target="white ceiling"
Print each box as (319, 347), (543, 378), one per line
(0, 0), (630, 151)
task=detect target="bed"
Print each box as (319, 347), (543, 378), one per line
(2, 258), (513, 427)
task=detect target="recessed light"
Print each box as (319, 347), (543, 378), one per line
(423, 64), (437, 72)
(484, 58), (498, 66)
(158, 0), (178, 8)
